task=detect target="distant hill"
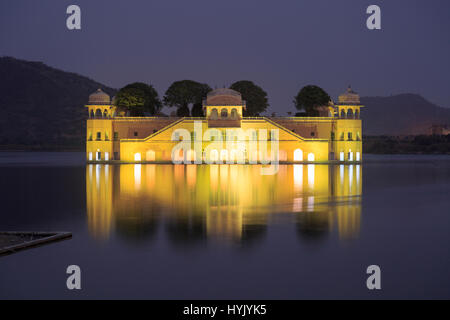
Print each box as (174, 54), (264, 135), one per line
(1, 57), (449, 150)
(0, 57), (116, 150)
(361, 94), (450, 135)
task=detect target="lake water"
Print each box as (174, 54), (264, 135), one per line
(0, 152), (449, 299)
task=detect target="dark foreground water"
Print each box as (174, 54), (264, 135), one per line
(0, 152), (449, 299)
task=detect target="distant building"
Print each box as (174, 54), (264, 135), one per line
(85, 86), (363, 163)
(430, 124), (450, 135)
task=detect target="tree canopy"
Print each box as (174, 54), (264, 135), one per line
(294, 85), (331, 116)
(229, 80), (269, 116)
(115, 82), (162, 116)
(163, 80), (211, 116)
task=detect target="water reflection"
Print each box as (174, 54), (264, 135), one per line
(86, 164), (362, 244)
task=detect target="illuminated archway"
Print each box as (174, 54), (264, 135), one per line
(134, 153), (141, 161)
(146, 150), (155, 161)
(347, 109), (354, 119)
(340, 109), (346, 118)
(210, 149), (219, 162)
(221, 108), (228, 118)
(230, 108), (238, 119)
(293, 149), (303, 161)
(220, 149), (229, 162)
(307, 153), (315, 162)
(210, 108), (218, 119)
(186, 149), (196, 162)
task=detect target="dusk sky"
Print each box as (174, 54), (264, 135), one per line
(1, 0), (449, 114)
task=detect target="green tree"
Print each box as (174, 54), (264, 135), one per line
(294, 85), (331, 117)
(191, 102), (204, 117)
(229, 80), (269, 116)
(163, 80), (211, 116)
(115, 82), (162, 116)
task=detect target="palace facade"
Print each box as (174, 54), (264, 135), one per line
(86, 86), (363, 163)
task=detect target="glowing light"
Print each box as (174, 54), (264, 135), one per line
(307, 153), (315, 162)
(293, 197), (303, 212)
(348, 149), (353, 162)
(89, 152), (93, 161)
(134, 153), (141, 161)
(220, 149), (229, 162)
(186, 150), (196, 163)
(340, 151), (345, 161)
(356, 164), (360, 186)
(210, 149), (219, 162)
(146, 150), (155, 161)
(349, 165), (353, 191)
(134, 164), (141, 188)
(307, 196), (314, 212)
(104, 152), (109, 161)
(307, 164), (315, 187)
(293, 149), (303, 161)
(356, 152), (361, 162)
(293, 164), (303, 192)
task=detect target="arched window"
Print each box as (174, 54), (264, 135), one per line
(210, 108), (218, 119)
(134, 153), (141, 161)
(221, 108), (228, 118)
(95, 109), (103, 118)
(294, 149), (303, 161)
(89, 109), (94, 118)
(220, 149), (229, 162)
(347, 109), (354, 119)
(230, 108), (238, 119)
(210, 149), (219, 162)
(103, 110), (108, 118)
(354, 109), (359, 119)
(186, 149), (196, 162)
(340, 109), (346, 118)
(307, 153), (315, 162)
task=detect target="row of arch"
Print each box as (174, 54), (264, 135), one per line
(132, 148), (316, 163)
(210, 108), (239, 120)
(339, 108), (360, 119)
(89, 109), (115, 118)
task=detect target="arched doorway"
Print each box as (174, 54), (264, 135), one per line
(186, 149), (196, 162)
(294, 149), (303, 161)
(347, 109), (354, 119)
(210, 108), (218, 119)
(221, 108), (228, 118)
(220, 149), (229, 162)
(146, 150), (155, 161)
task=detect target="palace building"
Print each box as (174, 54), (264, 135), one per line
(85, 86), (363, 163)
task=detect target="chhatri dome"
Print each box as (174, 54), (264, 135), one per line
(206, 88), (243, 106)
(338, 85), (360, 105)
(88, 88), (110, 105)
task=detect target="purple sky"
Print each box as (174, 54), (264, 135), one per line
(1, 0), (449, 114)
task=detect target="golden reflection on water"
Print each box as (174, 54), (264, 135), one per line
(86, 164), (362, 243)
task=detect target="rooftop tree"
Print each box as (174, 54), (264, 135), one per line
(294, 85), (331, 117)
(115, 82), (162, 116)
(163, 80), (211, 116)
(229, 80), (269, 116)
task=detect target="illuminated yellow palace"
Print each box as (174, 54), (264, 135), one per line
(86, 86), (363, 163)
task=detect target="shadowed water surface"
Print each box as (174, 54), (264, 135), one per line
(0, 152), (449, 299)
